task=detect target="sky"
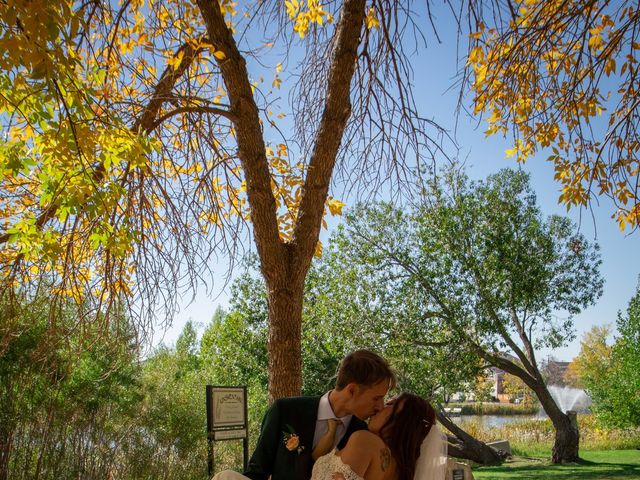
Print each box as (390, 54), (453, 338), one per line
(152, 3), (638, 363)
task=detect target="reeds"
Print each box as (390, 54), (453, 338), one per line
(447, 402), (539, 416)
(453, 414), (640, 456)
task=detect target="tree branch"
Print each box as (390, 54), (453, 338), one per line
(0, 39), (203, 246)
(291, 0), (367, 280)
(195, 0), (284, 280)
(150, 105), (236, 130)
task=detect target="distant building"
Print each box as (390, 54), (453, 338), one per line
(491, 352), (519, 403)
(492, 367), (509, 403)
(543, 360), (571, 386)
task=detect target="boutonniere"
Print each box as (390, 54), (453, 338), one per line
(283, 424), (305, 454)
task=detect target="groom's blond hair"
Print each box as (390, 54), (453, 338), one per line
(335, 349), (396, 390)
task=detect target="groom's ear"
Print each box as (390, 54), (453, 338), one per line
(345, 383), (358, 398)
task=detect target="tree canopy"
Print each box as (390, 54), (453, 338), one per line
(1, 0), (446, 398)
(4, 0), (634, 401)
(575, 284), (640, 428)
(334, 167), (603, 462)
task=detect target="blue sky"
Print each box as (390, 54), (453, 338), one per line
(155, 3), (638, 363)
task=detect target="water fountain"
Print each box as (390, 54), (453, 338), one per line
(548, 385), (592, 413)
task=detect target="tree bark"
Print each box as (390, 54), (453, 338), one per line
(551, 410), (580, 463)
(534, 382), (580, 463)
(266, 265), (305, 398)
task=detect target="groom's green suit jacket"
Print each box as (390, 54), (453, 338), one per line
(243, 395), (367, 480)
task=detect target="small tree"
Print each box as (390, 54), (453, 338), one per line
(502, 373), (537, 407)
(571, 325), (613, 391)
(578, 284), (640, 428)
(0, 293), (141, 480)
(470, 373), (495, 403)
(563, 360), (583, 389)
(541, 356), (569, 387)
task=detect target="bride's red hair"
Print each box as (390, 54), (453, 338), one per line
(379, 393), (436, 480)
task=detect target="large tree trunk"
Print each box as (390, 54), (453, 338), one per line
(436, 411), (505, 465)
(534, 383), (580, 463)
(485, 352), (581, 464)
(551, 411), (579, 463)
(266, 273), (304, 399)
(197, 0), (367, 400)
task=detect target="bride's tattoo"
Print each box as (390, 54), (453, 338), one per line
(380, 447), (391, 471)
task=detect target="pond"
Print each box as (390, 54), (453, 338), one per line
(452, 414), (547, 428)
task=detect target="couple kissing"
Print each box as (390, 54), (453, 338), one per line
(213, 350), (447, 480)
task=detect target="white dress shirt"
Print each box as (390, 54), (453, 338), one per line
(312, 391), (353, 449)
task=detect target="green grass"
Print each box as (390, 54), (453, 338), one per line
(472, 450), (640, 479)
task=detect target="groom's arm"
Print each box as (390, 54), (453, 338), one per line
(244, 400), (282, 480)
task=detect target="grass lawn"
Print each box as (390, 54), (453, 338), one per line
(472, 450), (640, 479)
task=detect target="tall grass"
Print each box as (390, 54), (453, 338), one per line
(448, 402), (539, 415)
(454, 414), (640, 456)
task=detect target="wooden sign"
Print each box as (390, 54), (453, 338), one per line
(206, 385), (249, 476)
(210, 387), (246, 429)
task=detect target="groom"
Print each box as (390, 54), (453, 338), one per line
(244, 349), (395, 480)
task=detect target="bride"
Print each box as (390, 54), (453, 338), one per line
(311, 393), (447, 480)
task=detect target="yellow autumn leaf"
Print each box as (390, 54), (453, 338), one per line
(214, 50), (227, 60)
(366, 7), (379, 30)
(604, 57), (616, 76)
(326, 197), (345, 216)
(294, 13), (310, 38)
(467, 46), (485, 65)
(285, 0), (300, 19)
(219, 0), (237, 17)
(588, 31), (603, 51)
(505, 146), (518, 158)
(167, 50), (184, 70)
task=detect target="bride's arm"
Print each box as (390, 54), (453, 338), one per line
(339, 431), (388, 480)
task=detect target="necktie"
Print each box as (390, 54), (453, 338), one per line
(312, 418), (341, 460)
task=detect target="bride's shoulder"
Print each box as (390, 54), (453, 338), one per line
(346, 430), (385, 450)
(341, 431), (392, 480)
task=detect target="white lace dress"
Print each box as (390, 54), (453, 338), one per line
(311, 450), (364, 480)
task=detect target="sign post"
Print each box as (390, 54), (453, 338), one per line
(206, 385), (249, 476)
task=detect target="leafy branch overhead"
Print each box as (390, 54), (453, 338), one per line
(1, 0), (445, 398)
(468, 0), (640, 231)
(0, 1), (402, 312)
